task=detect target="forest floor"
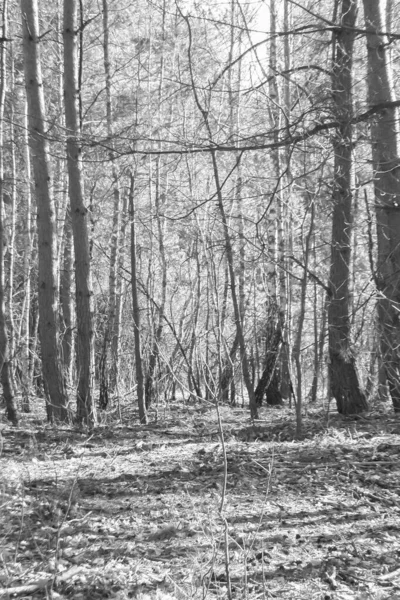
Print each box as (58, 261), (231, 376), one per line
(1, 400), (400, 600)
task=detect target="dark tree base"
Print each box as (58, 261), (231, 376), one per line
(330, 352), (368, 415)
(387, 379), (400, 413)
(266, 370), (283, 405)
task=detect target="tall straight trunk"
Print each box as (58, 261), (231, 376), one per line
(8, 49), (16, 376)
(21, 0), (69, 421)
(186, 241), (202, 399)
(63, 0), (96, 425)
(129, 174), (147, 424)
(256, 0), (284, 407)
(101, 0), (121, 397)
(113, 191), (129, 392)
(362, 0), (400, 411)
(145, 0), (168, 409)
(267, 0), (279, 310)
(279, 0), (293, 403)
(20, 96), (32, 411)
(0, 0), (17, 425)
(309, 244), (328, 403)
(217, 0), (243, 406)
(328, 0), (367, 414)
(293, 203), (314, 436)
(60, 207), (73, 384)
(145, 158), (168, 409)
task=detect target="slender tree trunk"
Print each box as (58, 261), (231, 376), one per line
(8, 49), (16, 379)
(328, 0), (367, 414)
(21, 0), (69, 421)
(145, 0), (169, 409)
(129, 174), (147, 424)
(293, 203), (315, 436)
(309, 268), (328, 403)
(255, 0), (284, 407)
(279, 0), (293, 404)
(20, 95), (32, 411)
(217, 0), (244, 407)
(0, 0), (17, 425)
(186, 241), (202, 400)
(362, 0), (400, 412)
(145, 160), (168, 408)
(63, 0), (96, 425)
(60, 207), (73, 385)
(113, 190), (129, 394)
(101, 0), (121, 401)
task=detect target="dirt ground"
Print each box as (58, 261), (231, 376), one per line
(1, 401), (400, 599)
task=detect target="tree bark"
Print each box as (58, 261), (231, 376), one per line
(129, 174), (147, 424)
(20, 96), (33, 411)
(63, 0), (96, 425)
(254, 306), (283, 406)
(257, 0), (285, 406)
(145, 162), (168, 409)
(0, 0), (18, 425)
(21, 0), (69, 422)
(293, 202), (315, 435)
(101, 0), (121, 400)
(362, 0), (400, 412)
(328, 0), (367, 415)
(60, 207), (74, 385)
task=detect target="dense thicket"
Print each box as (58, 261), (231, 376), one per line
(0, 0), (399, 428)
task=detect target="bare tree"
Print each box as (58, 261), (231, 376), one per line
(362, 0), (400, 411)
(63, 0), (96, 425)
(21, 0), (69, 422)
(99, 0), (122, 406)
(129, 174), (147, 424)
(0, 0), (18, 425)
(328, 0), (367, 414)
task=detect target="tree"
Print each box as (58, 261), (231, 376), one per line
(63, 0), (96, 425)
(99, 0), (122, 407)
(327, 0), (367, 414)
(362, 0), (400, 412)
(0, 0), (18, 425)
(21, 0), (69, 422)
(7, 0), (399, 422)
(129, 173), (147, 424)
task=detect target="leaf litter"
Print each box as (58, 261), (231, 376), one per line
(1, 402), (400, 599)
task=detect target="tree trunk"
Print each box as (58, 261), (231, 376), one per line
(0, 0), (18, 425)
(8, 49), (16, 385)
(362, 0), (400, 412)
(21, 0), (69, 422)
(260, 0), (285, 406)
(63, 0), (96, 426)
(293, 202), (315, 435)
(145, 161), (167, 409)
(101, 0), (121, 400)
(254, 306), (283, 406)
(129, 174), (147, 424)
(328, 0), (367, 415)
(60, 207), (74, 385)
(20, 96), (33, 411)
(220, 333), (239, 404)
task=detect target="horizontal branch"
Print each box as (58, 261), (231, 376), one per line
(97, 99), (400, 158)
